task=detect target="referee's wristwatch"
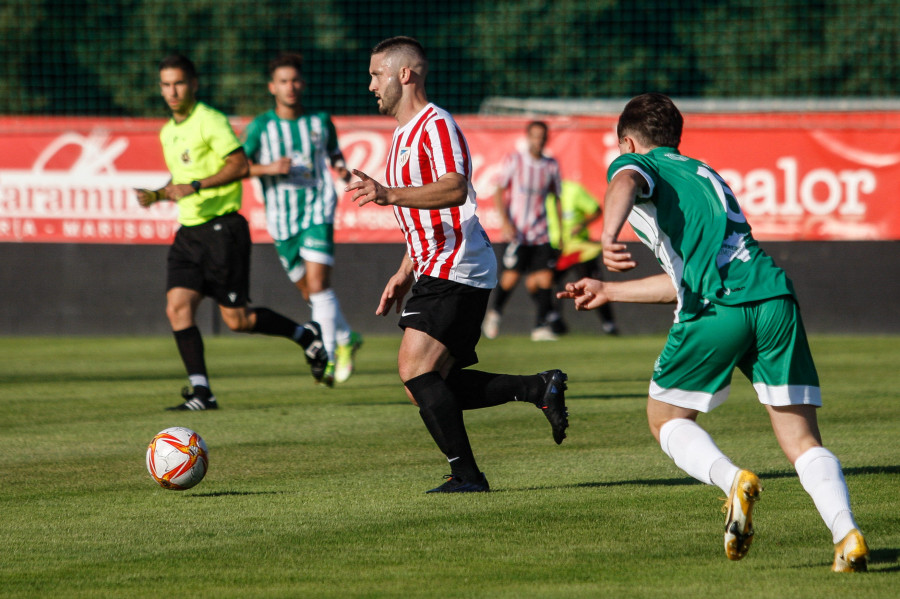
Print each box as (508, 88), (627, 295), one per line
(190, 180), (202, 192)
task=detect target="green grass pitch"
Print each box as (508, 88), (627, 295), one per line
(1, 334), (897, 598)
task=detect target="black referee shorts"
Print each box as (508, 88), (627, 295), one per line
(166, 211), (251, 307)
(502, 241), (558, 273)
(398, 275), (491, 369)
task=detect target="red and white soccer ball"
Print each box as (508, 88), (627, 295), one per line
(146, 427), (209, 490)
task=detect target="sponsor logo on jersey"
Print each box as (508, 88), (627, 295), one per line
(716, 232), (752, 268)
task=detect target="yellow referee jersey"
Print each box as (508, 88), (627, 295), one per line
(160, 101), (243, 226)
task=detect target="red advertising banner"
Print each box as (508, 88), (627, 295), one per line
(2, 112), (899, 243)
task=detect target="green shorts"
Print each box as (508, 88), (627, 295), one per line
(650, 296), (821, 412)
(273, 224), (335, 283)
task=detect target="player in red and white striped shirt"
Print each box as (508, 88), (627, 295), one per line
(347, 37), (569, 494)
(483, 121), (563, 341)
(384, 102), (496, 287)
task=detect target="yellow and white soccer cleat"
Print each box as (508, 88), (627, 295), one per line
(832, 529), (868, 573)
(723, 469), (761, 561)
(334, 332), (363, 384)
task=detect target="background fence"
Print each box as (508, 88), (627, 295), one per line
(2, 0), (899, 118)
(3, 0), (899, 336)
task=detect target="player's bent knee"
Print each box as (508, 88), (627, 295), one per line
(402, 386), (418, 406)
(224, 320), (249, 332)
(220, 310), (252, 332)
(165, 304), (194, 330)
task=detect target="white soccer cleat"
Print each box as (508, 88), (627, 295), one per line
(723, 469), (761, 561)
(482, 309), (501, 339)
(530, 325), (558, 342)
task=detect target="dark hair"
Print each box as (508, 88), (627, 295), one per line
(617, 93), (683, 149)
(371, 36), (426, 60)
(267, 52), (304, 79)
(158, 53), (197, 80)
(526, 120), (548, 134)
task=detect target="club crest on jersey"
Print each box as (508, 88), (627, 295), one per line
(398, 147), (411, 167)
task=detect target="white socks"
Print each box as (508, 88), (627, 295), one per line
(659, 420), (860, 543)
(795, 446), (859, 543)
(188, 374), (210, 389)
(309, 289), (351, 361)
(658, 418), (739, 494)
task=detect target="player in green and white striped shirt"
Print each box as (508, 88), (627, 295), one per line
(244, 53), (361, 386)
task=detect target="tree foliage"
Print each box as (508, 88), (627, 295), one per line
(1, 0), (897, 116)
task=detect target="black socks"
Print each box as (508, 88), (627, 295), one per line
(532, 287), (554, 327)
(491, 286), (512, 314)
(173, 326), (207, 378)
(405, 371), (480, 480)
(251, 307), (301, 340)
(445, 369), (542, 409)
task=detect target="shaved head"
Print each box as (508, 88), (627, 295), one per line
(371, 36), (428, 78)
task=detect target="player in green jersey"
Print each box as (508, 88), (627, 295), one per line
(243, 53), (362, 387)
(558, 93), (867, 571)
(135, 53), (329, 410)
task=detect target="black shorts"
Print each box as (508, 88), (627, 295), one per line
(398, 275), (491, 369)
(502, 242), (558, 274)
(166, 211), (251, 307)
(555, 257), (604, 283)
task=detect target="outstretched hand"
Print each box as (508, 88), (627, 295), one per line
(346, 169), (389, 207)
(557, 278), (611, 311)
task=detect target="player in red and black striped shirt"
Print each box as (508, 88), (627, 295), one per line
(347, 36), (569, 493)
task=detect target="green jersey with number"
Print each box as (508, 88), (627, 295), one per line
(159, 101), (243, 226)
(243, 111), (341, 241)
(608, 147), (794, 322)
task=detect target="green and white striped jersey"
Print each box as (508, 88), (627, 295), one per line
(243, 110), (341, 240)
(608, 147), (795, 323)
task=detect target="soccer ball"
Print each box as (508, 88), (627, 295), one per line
(146, 427), (209, 490)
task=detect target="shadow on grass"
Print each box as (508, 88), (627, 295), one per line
(869, 548), (900, 571)
(507, 464), (900, 493)
(795, 548), (900, 572)
(500, 476), (701, 492)
(781, 547), (900, 572)
(187, 490), (285, 498)
(573, 476), (698, 488)
(0, 372), (194, 385)
(343, 401), (411, 407)
(229, 402), (410, 412)
(567, 392), (648, 401)
(757, 464), (900, 480)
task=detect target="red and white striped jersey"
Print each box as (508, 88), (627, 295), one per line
(496, 150), (561, 245)
(385, 103), (497, 289)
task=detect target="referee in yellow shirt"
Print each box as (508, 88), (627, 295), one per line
(546, 179), (618, 335)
